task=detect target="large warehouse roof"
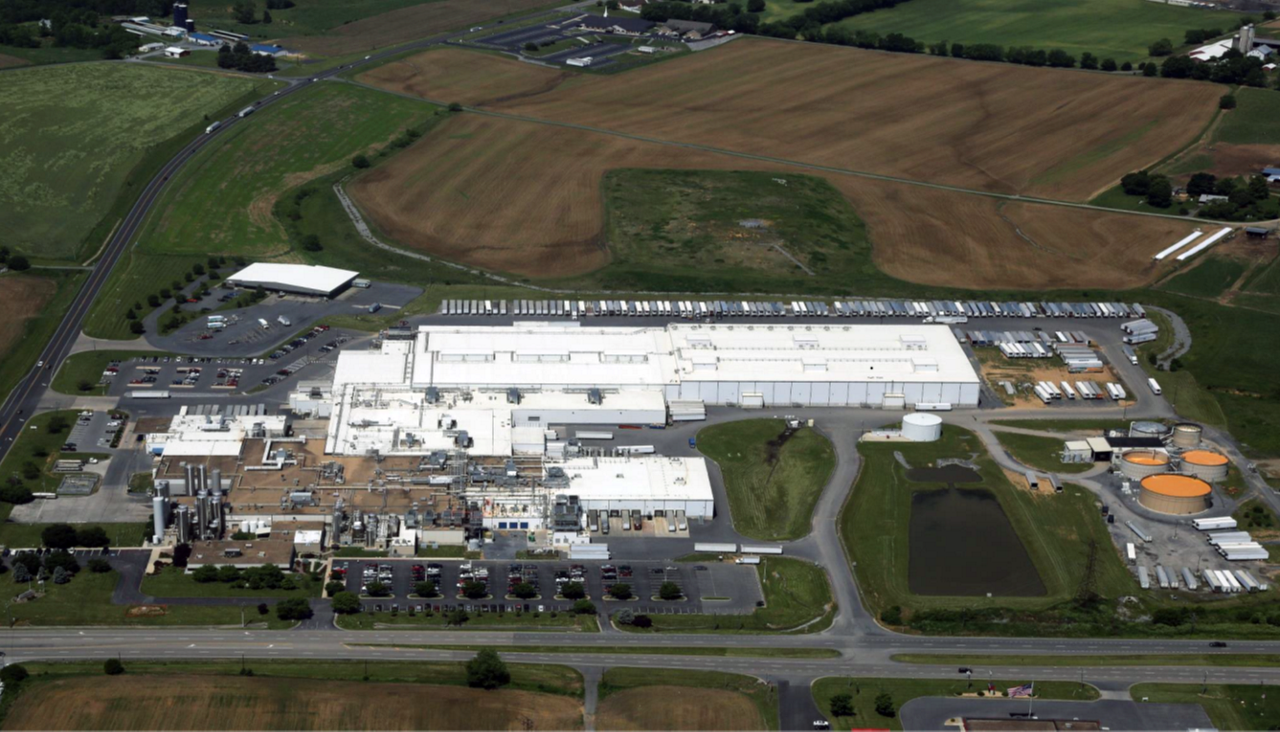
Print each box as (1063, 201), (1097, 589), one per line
(227, 263), (358, 296)
(404, 322), (978, 388)
(554, 456), (714, 504)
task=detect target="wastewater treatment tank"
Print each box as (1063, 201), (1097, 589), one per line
(1171, 423), (1203, 448)
(1119, 450), (1171, 480)
(902, 413), (943, 442)
(1139, 474), (1211, 515)
(1129, 421), (1170, 439)
(1180, 449), (1229, 482)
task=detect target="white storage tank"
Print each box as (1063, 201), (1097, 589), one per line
(1129, 421), (1170, 439)
(1118, 450), (1171, 480)
(1180, 449), (1230, 483)
(1171, 423), (1203, 448)
(902, 413), (943, 442)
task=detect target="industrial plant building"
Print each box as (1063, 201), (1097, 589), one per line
(226, 263), (359, 297)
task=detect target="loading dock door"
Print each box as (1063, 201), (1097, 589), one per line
(741, 392), (765, 409)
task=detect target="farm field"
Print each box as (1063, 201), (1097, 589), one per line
(1160, 255), (1248, 299)
(348, 112), (1200, 290)
(138, 83), (433, 260)
(1213, 88), (1280, 146)
(287, 0), (559, 56)
(0, 274), (58, 403)
(0, 63), (257, 260)
(188, 0), (431, 40)
(2, 674), (585, 730)
(366, 40), (1224, 202)
(357, 47), (575, 106)
(697, 419), (835, 541)
(820, 0), (1222, 63)
(597, 668), (776, 731)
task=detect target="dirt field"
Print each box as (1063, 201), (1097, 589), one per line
(358, 48), (573, 107)
(596, 686), (765, 731)
(363, 41), (1219, 201)
(2, 675), (584, 730)
(348, 114), (1201, 288)
(288, 0), (557, 57)
(0, 275), (56, 359)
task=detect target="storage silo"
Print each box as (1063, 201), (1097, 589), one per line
(1138, 474), (1211, 515)
(1119, 450), (1170, 480)
(1129, 421), (1169, 439)
(901, 413), (943, 442)
(1171, 423), (1203, 448)
(175, 506), (193, 544)
(1180, 449), (1229, 482)
(152, 496), (168, 543)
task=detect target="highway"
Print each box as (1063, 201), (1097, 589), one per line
(1, 6), (1279, 727)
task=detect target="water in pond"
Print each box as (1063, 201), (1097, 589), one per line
(908, 488), (1046, 597)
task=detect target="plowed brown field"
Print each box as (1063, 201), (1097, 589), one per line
(358, 48), (574, 107)
(349, 114), (1200, 289)
(2, 675), (584, 730)
(361, 41), (1220, 201)
(597, 686), (766, 731)
(0, 275), (55, 358)
(289, 0), (556, 57)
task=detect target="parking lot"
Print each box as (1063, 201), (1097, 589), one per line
(64, 410), (123, 452)
(333, 558), (763, 615)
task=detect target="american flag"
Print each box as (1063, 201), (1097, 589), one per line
(1007, 683), (1034, 698)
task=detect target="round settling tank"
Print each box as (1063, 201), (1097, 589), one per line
(1139, 474), (1211, 515)
(902, 413), (943, 442)
(1119, 450), (1171, 480)
(1171, 423), (1203, 449)
(1180, 449), (1229, 482)
(1130, 421), (1170, 439)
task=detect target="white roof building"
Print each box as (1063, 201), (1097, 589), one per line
(227, 263), (359, 297)
(552, 456), (715, 518)
(147, 413), (289, 457)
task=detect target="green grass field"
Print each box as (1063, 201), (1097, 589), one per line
(817, 0), (1223, 62)
(988, 419), (1137, 433)
(0, 63), (257, 260)
(1131, 683), (1280, 731)
(992, 431), (1095, 474)
(841, 426), (1135, 619)
(81, 251), (210, 340)
(811, 677), (1098, 731)
(140, 566), (323, 599)
(1213, 87), (1280, 145)
(697, 419), (835, 541)
(0, 271), (84, 409)
(1135, 309), (1229, 429)
(599, 667), (779, 731)
(0, 512), (147, 551)
(893, 653), (1280, 667)
(138, 82), (432, 260)
(0, 410), (94, 496)
(1160, 256), (1248, 299)
(619, 557), (834, 634)
(577, 169), (890, 295)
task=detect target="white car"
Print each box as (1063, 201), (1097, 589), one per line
(36, 361), (43, 367)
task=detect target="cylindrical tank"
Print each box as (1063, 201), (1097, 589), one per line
(183, 463), (194, 496)
(212, 467), (223, 495)
(155, 479), (170, 498)
(198, 464), (208, 493)
(1130, 421), (1170, 439)
(1180, 449), (1229, 482)
(902, 413), (943, 442)
(210, 494), (224, 537)
(195, 489), (209, 537)
(1171, 423), (1203, 449)
(152, 496), (168, 542)
(1119, 450), (1170, 480)
(1139, 474), (1211, 515)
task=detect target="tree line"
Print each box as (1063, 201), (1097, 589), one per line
(0, 0), (171, 57)
(217, 40), (277, 72)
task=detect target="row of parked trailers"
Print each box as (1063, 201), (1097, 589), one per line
(1033, 380), (1125, 403)
(440, 299), (1149, 320)
(1136, 564), (1265, 592)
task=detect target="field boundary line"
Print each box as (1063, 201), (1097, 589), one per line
(338, 77), (1222, 226)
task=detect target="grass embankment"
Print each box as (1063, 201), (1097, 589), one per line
(0, 660), (584, 729)
(139, 566), (323, 599)
(1, 63), (259, 261)
(4, 570), (293, 628)
(893, 653), (1280, 667)
(991, 431), (1096, 475)
(359, 643), (839, 659)
(697, 419), (835, 541)
(843, 424), (1280, 637)
(811, 677), (1099, 732)
(619, 557), (834, 634)
(0, 271), (83, 408)
(1131, 683), (1280, 731)
(988, 419), (1137, 434)
(599, 667), (778, 731)
(1135, 309), (1227, 429)
(50, 350), (163, 397)
(337, 608), (600, 632)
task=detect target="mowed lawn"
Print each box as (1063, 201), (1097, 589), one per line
(823, 0), (1222, 62)
(2, 674), (585, 730)
(0, 63), (256, 259)
(992, 430), (1097, 474)
(598, 668), (777, 731)
(698, 419), (835, 541)
(139, 82), (432, 259)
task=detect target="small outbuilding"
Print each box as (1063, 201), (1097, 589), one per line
(163, 46), (189, 58)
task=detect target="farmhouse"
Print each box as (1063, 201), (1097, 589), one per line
(226, 263), (359, 297)
(658, 19), (716, 39)
(578, 16), (654, 35)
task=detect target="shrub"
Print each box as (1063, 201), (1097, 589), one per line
(572, 599), (597, 615)
(325, 580), (346, 596)
(415, 581), (439, 598)
(631, 614), (653, 628)
(352, 154), (370, 169)
(465, 649), (510, 689)
(104, 658), (125, 675)
(874, 692), (895, 718)
(560, 581), (585, 600)
(365, 581), (390, 597)
(1220, 93), (1237, 110)
(41, 524), (78, 550)
(0, 665), (29, 685)
(331, 591), (362, 614)
(658, 581), (682, 600)
(608, 583), (633, 601)
(830, 692), (854, 717)
(88, 558), (112, 573)
(276, 597), (313, 621)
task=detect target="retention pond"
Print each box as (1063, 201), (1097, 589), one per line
(907, 466), (1046, 597)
